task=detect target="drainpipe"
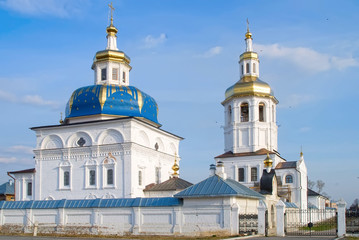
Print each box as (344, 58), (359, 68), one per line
(7, 172), (16, 201)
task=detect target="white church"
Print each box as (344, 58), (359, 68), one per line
(2, 9), (312, 236)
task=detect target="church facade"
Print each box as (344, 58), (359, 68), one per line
(3, 9), (313, 236)
(9, 15), (182, 201)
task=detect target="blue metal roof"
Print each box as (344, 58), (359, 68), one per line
(0, 197), (182, 209)
(0, 182), (14, 195)
(284, 202), (298, 208)
(174, 175), (264, 199)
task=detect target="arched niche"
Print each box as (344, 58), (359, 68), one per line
(136, 130), (150, 148)
(169, 142), (177, 155)
(97, 129), (124, 145)
(154, 137), (165, 152)
(67, 131), (92, 148)
(41, 135), (64, 149)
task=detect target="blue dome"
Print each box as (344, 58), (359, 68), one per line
(65, 85), (159, 124)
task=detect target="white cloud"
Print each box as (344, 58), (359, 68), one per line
(23, 95), (58, 107)
(198, 46), (223, 58)
(254, 43), (359, 72)
(0, 90), (59, 108)
(6, 145), (33, 155)
(0, 0), (83, 17)
(0, 157), (17, 164)
(143, 33), (167, 48)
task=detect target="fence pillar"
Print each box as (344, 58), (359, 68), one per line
(231, 202), (240, 235)
(337, 198), (347, 238)
(276, 200), (285, 237)
(258, 200), (267, 235)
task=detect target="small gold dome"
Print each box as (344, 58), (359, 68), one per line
(264, 153), (273, 168)
(223, 76), (278, 104)
(245, 30), (252, 39)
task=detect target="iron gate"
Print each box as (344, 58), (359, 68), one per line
(346, 210), (359, 234)
(239, 213), (258, 235)
(285, 208), (337, 236)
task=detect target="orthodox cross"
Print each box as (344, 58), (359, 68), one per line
(109, 2), (115, 25)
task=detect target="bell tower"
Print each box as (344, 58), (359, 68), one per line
(222, 24), (278, 153)
(91, 3), (132, 86)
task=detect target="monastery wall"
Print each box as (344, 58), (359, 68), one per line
(0, 197), (257, 236)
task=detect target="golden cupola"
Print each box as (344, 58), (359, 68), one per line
(222, 24), (278, 105)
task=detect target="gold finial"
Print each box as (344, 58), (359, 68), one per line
(59, 112), (64, 124)
(245, 18), (252, 39)
(300, 145), (303, 157)
(108, 2), (115, 26)
(172, 154), (180, 177)
(264, 152), (273, 168)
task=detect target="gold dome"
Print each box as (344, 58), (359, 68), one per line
(245, 30), (252, 39)
(92, 50), (131, 69)
(264, 153), (273, 168)
(223, 76), (278, 104)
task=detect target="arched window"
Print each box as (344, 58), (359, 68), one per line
(285, 175), (293, 183)
(259, 103), (265, 122)
(253, 63), (256, 73)
(138, 171), (142, 186)
(64, 171), (70, 186)
(241, 65), (244, 75)
(241, 103), (249, 122)
(246, 63), (250, 73)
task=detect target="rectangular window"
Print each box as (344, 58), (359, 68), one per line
(122, 72), (126, 83)
(101, 68), (107, 81)
(138, 171), (142, 186)
(238, 168), (244, 182)
(251, 167), (258, 182)
(155, 167), (160, 184)
(259, 104), (265, 122)
(107, 169), (114, 185)
(89, 170), (96, 186)
(64, 171), (70, 186)
(27, 182), (32, 196)
(112, 68), (118, 80)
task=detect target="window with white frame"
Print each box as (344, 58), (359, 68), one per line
(155, 167), (161, 184)
(251, 167), (258, 182)
(102, 155), (116, 188)
(85, 160), (98, 189)
(58, 161), (71, 190)
(238, 168), (245, 182)
(112, 68), (118, 80)
(138, 170), (142, 186)
(27, 182), (32, 196)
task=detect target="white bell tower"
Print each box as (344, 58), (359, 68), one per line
(91, 3), (132, 86)
(222, 24), (278, 154)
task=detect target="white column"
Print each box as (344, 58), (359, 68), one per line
(337, 199), (347, 238)
(230, 202), (240, 235)
(132, 207), (141, 234)
(257, 200), (267, 236)
(173, 206), (182, 234)
(276, 200), (286, 237)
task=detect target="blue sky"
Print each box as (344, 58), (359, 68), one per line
(0, 0), (358, 205)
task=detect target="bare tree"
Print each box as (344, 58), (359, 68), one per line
(316, 180), (325, 194)
(350, 198), (359, 210)
(308, 179), (315, 189)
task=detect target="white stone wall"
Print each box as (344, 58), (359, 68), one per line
(14, 118), (181, 201)
(0, 196), (259, 236)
